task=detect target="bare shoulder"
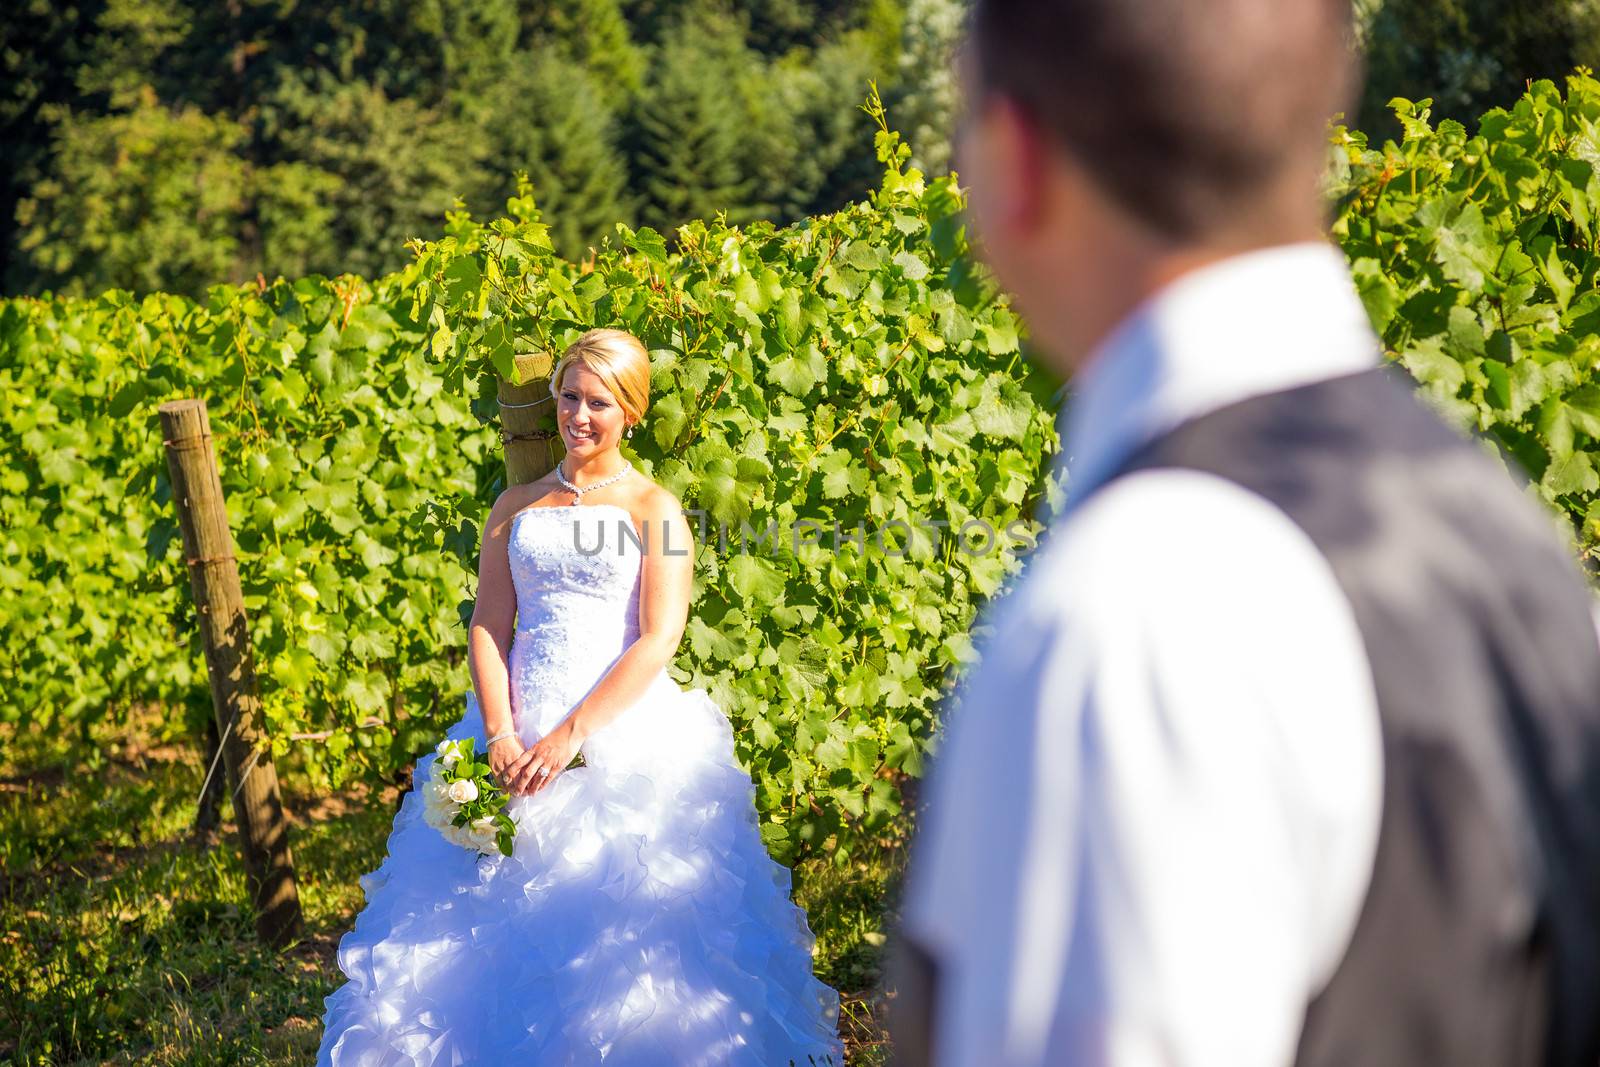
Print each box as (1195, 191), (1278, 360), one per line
(622, 478), (689, 542)
(621, 477), (681, 519)
(490, 478), (555, 520)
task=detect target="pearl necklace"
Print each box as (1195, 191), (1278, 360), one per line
(556, 458), (632, 504)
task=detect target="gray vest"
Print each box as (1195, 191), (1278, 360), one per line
(1087, 363), (1600, 1065)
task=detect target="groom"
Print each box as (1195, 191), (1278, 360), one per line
(889, 2), (1600, 1066)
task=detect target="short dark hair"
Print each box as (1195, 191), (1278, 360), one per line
(965, 0), (1360, 241)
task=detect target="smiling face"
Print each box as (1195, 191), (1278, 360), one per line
(556, 362), (631, 456)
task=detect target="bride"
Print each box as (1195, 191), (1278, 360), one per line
(316, 327), (844, 1065)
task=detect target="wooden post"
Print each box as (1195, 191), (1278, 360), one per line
(159, 399), (302, 947)
(500, 350), (561, 488)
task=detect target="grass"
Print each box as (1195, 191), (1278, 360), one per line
(0, 706), (905, 1065)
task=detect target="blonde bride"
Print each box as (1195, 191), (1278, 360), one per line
(317, 327), (843, 1065)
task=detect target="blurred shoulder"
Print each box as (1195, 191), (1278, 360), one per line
(1017, 466), (1346, 635)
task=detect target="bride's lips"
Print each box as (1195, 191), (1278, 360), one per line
(565, 427), (595, 442)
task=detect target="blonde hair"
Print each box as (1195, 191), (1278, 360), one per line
(548, 327), (651, 429)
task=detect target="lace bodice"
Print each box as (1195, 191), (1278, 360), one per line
(507, 503), (660, 743)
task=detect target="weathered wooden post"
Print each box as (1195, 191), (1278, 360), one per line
(499, 350), (560, 487)
(159, 398), (302, 947)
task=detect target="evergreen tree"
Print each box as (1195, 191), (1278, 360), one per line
(270, 77), (484, 280)
(735, 0), (869, 57)
(477, 54), (637, 261)
(626, 4), (760, 235)
(1, 0), (909, 294)
(520, 0), (646, 113)
(746, 34), (882, 220)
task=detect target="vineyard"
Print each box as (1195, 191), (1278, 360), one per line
(6, 70), (1600, 1063)
(0, 89), (1062, 869)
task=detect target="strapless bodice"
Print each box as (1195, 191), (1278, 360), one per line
(506, 503), (677, 750)
(510, 503), (643, 647)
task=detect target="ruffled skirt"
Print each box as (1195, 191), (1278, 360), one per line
(316, 686), (843, 1066)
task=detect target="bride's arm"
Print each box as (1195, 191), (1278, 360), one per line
(467, 492), (521, 748)
(513, 489), (693, 795)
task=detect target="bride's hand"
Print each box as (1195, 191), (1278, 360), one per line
(487, 735), (527, 791)
(508, 722), (582, 797)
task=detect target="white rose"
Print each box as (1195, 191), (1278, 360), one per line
(448, 778), (478, 804)
(439, 743), (461, 768)
(471, 815), (496, 834)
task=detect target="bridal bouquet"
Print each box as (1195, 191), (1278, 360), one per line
(422, 737), (517, 857)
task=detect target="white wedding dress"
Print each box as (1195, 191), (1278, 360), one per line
(317, 503), (844, 1065)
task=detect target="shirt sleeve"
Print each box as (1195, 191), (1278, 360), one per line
(898, 469), (1384, 1067)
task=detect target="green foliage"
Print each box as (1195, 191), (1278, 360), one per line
(0, 104), (1059, 868)
(268, 78), (484, 281)
(527, 0), (647, 112)
(886, 0), (964, 176)
(0, 262), (492, 774)
(1330, 72), (1600, 573)
(750, 36), (886, 219)
(2, 0), (900, 299)
(15, 91), (255, 296)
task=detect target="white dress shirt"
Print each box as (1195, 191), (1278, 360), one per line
(899, 242), (1392, 1067)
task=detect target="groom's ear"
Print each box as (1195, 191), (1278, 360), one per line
(959, 89), (1056, 270)
(883, 931), (943, 1067)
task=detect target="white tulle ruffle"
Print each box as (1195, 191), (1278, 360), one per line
(316, 687), (844, 1066)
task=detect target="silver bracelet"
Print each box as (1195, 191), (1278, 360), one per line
(486, 730), (517, 747)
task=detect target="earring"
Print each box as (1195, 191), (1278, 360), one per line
(626, 424), (634, 438)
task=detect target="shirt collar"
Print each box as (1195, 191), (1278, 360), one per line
(1051, 240), (1382, 511)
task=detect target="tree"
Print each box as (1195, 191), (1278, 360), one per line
(626, 4), (761, 235)
(519, 0), (646, 114)
(746, 34), (883, 220)
(476, 54), (637, 261)
(13, 91), (251, 295)
(268, 78), (485, 280)
(0, 0), (106, 293)
(1, 0), (910, 294)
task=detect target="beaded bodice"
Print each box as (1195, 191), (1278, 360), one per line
(507, 503), (646, 739)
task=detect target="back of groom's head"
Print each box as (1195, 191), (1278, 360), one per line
(964, 0), (1360, 242)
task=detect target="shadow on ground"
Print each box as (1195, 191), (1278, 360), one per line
(0, 708), (904, 1065)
